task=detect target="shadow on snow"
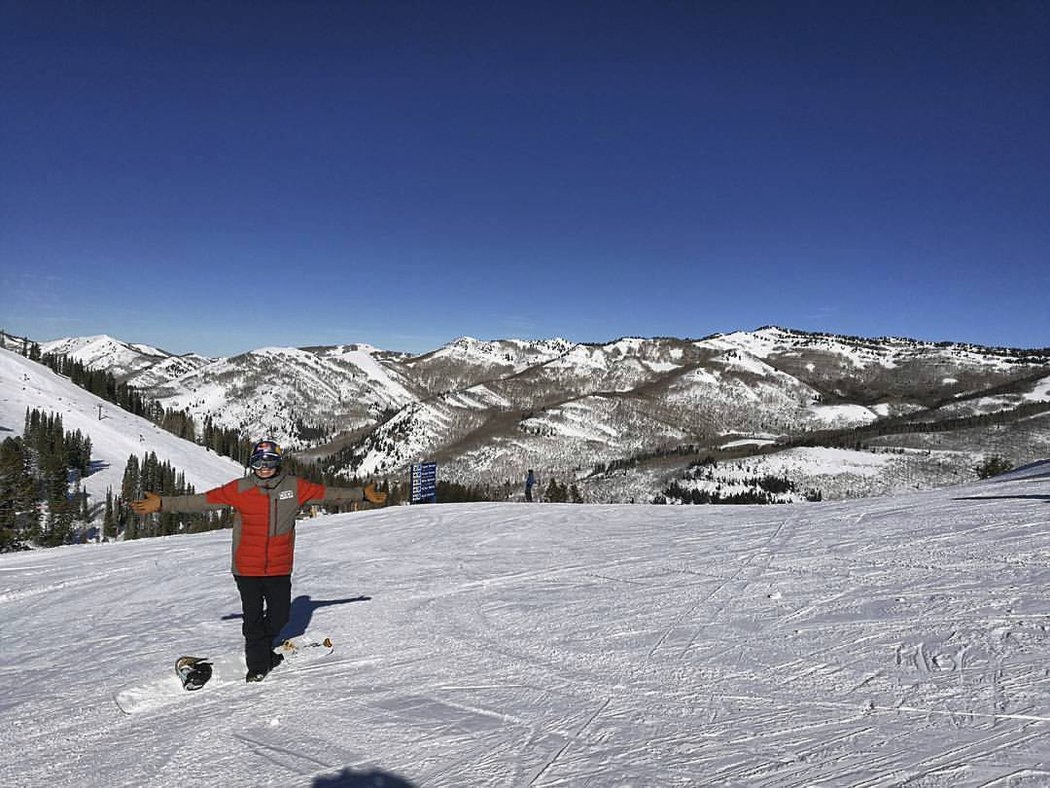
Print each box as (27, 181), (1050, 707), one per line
(313, 767), (416, 787)
(222, 594), (372, 639)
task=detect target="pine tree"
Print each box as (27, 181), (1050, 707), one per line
(544, 478), (569, 503)
(569, 483), (583, 504)
(121, 455), (141, 502)
(123, 503), (138, 540)
(0, 437), (35, 551)
(103, 489), (117, 541)
(120, 455), (141, 539)
(976, 455), (1013, 479)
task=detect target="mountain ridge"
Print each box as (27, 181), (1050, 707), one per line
(14, 326), (1050, 502)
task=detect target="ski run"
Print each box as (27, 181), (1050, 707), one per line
(3, 463), (1050, 786)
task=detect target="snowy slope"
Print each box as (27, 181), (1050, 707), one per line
(3, 463), (1050, 786)
(25, 328), (1050, 502)
(408, 336), (574, 372)
(147, 344), (419, 449)
(0, 347), (243, 504)
(39, 335), (174, 380)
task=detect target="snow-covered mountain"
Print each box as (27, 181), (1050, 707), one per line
(4, 461), (1050, 785)
(23, 327), (1050, 501)
(143, 344), (419, 451)
(403, 336), (575, 394)
(39, 334), (212, 382)
(0, 346), (243, 506)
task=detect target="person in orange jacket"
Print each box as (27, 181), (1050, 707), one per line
(131, 439), (387, 682)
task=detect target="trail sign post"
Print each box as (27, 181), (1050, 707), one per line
(410, 462), (437, 504)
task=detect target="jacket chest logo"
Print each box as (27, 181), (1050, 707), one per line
(279, 490), (295, 500)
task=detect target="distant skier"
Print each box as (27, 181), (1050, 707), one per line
(131, 439), (387, 682)
(525, 469), (536, 502)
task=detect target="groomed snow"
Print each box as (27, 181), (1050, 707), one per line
(3, 463), (1050, 786)
(0, 347), (243, 500)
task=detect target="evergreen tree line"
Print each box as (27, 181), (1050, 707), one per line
(975, 455), (1014, 480)
(40, 352), (152, 417)
(113, 452), (232, 539)
(787, 400), (1050, 451)
(432, 480), (494, 503)
(0, 409), (94, 550)
(383, 476), (586, 504)
(0, 332), (42, 359)
(27, 344), (249, 464)
(657, 471), (822, 506)
(359, 475), (588, 504)
(592, 399), (1050, 486)
(0, 407), (237, 549)
(591, 444), (705, 476)
(542, 477), (585, 503)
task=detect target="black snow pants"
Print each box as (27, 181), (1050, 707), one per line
(234, 575), (291, 674)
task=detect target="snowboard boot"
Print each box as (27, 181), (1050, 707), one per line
(246, 653), (283, 683)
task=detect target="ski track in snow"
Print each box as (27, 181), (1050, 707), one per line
(3, 465), (1050, 786)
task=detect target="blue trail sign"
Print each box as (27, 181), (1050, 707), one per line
(410, 462), (437, 504)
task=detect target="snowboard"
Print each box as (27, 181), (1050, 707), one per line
(113, 634), (334, 714)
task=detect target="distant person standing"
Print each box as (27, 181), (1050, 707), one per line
(525, 469), (536, 502)
(131, 439), (387, 682)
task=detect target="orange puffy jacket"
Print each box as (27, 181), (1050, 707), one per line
(160, 473), (364, 576)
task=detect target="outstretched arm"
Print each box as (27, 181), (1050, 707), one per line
(130, 489), (229, 515)
(302, 482), (387, 507)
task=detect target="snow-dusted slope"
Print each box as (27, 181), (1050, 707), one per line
(0, 347), (243, 502)
(402, 336), (576, 396)
(26, 327), (1050, 500)
(147, 344), (419, 450)
(2, 463), (1050, 786)
(40, 335), (174, 380)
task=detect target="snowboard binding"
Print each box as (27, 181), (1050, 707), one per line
(175, 656), (214, 691)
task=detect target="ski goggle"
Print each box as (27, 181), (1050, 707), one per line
(249, 452), (282, 470)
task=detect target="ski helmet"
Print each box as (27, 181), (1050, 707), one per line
(249, 439), (282, 471)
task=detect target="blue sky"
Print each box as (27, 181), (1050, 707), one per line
(2, 1), (1048, 356)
